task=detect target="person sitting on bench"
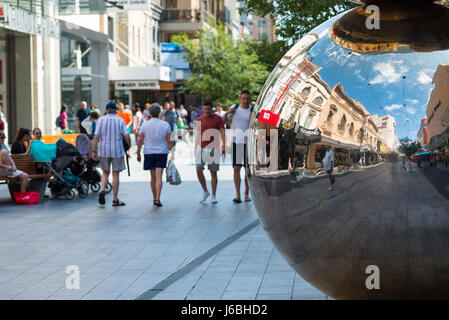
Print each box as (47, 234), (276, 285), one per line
(0, 131), (29, 192)
(11, 128), (32, 155)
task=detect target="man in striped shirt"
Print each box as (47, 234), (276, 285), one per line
(92, 102), (131, 206)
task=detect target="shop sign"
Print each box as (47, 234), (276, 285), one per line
(297, 126), (321, 137)
(0, 4), (59, 38)
(258, 109), (280, 127)
(117, 0), (151, 10)
(62, 82), (91, 91)
(0, 4), (6, 22)
(115, 80), (160, 90)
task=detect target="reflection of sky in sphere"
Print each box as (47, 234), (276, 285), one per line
(303, 13), (449, 140)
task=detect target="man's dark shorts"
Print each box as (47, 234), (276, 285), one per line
(232, 142), (248, 168)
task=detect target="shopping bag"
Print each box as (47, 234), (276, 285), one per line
(14, 192), (40, 205)
(166, 160), (181, 185)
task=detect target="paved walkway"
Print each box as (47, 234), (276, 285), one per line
(0, 137), (327, 300)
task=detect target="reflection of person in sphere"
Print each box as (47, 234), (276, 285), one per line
(322, 145), (335, 191)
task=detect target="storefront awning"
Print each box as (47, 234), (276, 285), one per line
(321, 136), (360, 150)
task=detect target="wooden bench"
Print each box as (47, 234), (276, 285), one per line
(1, 154), (55, 203)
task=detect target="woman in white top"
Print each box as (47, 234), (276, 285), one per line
(132, 103), (143, 142)
(136, 103), (173, 207)
(0, 131), (29, 192)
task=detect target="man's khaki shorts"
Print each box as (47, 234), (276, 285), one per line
(99, 157), (126, 172)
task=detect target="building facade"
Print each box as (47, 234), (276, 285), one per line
(251, 14), (275, 43)
(0, 1), (61, 139)
(371, 114), (398, 151)
(426, 64), (449, 150)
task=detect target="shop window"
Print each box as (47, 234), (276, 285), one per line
(315, 145), (326, 162)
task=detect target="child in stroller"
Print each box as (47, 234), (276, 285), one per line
(80, 158), (112, 193)
(74, 134), (112, 193)
(48, 139), (89, 200)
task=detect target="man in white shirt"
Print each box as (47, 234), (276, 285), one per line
(223, 90), (253, 203)
(322, 145), (335, 191)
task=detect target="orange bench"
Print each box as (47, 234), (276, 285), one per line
(40, 134), (79, 146)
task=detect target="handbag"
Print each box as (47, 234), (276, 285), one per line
(14, 192), (40, 205)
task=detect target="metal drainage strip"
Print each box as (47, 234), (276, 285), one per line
(136, 219), (260, 300)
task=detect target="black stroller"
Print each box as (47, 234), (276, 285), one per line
(47, 138), (89, 200)
(75, 135), (112, 194)
(80, 158), (112, 193)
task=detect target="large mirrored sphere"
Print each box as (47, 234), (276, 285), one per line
(248, 2), (449, 299)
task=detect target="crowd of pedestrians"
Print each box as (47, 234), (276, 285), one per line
(0, 91), (255, 208)
(89, 91), (254, 207)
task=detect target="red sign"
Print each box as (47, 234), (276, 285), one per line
(0, 5), (6, 22)
(258, 110), (280, 127)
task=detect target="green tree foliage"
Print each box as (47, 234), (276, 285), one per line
(248, 39), (289, 72)
(239, 0), (357, 44)
(398, 138), (422, 157)
(172, 25), (269, 107)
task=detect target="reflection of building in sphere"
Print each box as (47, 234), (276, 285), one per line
(248, 0), (449, 299)
(426, 65), (449, 151)
(417, 118), (430, 147)
(371, 114), (397, 152)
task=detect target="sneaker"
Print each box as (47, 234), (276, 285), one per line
(211, 195), (218, 204)
(328, 185), (333, 191)
(200, 191), (210, 203)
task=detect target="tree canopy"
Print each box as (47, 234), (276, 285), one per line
(239, 0), (357, 44)
(398, 138), (422, 157)
(172, 25), (269, 107)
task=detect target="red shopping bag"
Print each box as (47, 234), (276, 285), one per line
(13, 192), (40, 205)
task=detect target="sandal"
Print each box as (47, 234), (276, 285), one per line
(244, 198), (252, 202)
(154, 200), (163, 207)
(233, 198), (242, 203)
(112, 199), (126, 206)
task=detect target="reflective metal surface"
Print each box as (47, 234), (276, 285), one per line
(248, 1), (449, 299)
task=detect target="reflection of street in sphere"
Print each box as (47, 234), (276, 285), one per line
(248, 0), (449, 299)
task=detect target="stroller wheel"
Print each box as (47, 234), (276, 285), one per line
(65, 190), (76, 200)
(91, 182), (100, 193)
(78, 181), (89, 199)
(105, 182), (112, 193)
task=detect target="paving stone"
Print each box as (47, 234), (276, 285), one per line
(0, 142), (327, 300)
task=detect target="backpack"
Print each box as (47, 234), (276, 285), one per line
(227, 104), (254, 126)
(232, 103), (254, 113)
(55, 115), (62, 128)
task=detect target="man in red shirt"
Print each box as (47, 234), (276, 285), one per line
(195, 101), (226, 204)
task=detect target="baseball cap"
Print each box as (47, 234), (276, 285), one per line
(106, 102), (117, 110)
